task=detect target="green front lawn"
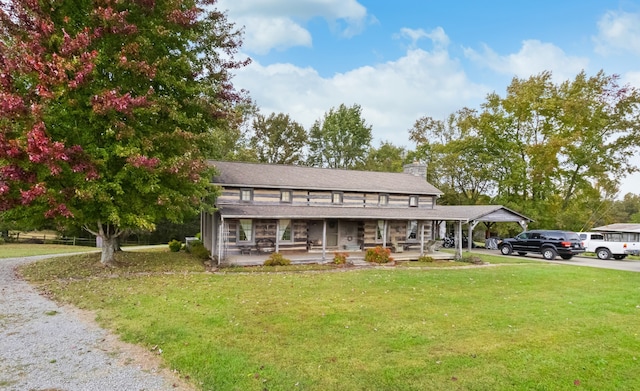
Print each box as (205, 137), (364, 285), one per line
(0, 243), (97, 258)
(20, 251), (640, 390)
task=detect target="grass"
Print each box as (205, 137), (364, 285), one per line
(0, 243), (97, 258)
(19, 250), (640, 391)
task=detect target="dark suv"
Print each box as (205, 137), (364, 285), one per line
(498, 230), (585, 260)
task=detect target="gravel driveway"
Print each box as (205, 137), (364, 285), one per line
(0, 254), (194, 391)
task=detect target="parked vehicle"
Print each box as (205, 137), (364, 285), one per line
(442, 234), (455, 248)
(498, 230), (585, 260)
(441, 233), (475, 249)
(579, 231), (639, 260)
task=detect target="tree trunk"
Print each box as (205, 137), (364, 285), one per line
(100, 235), (118, 266)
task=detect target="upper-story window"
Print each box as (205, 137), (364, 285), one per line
(409, 195), (419, 207)
(378, 194), (389, 206)
(240, 188), (253, 202)
(332, 192), (343, 204)
(280, 190), (292, 203)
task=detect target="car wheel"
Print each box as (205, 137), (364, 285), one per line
(542, 248), (557, 260)
(517, 252), (527, 256)
(560, 255), (573, 260)
(500, 245), (512, 255)
(596, 248), (612, 260)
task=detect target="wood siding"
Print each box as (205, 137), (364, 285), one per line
(218, 188), (436, 209)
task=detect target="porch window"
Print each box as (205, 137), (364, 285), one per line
(279, 219), (292, 242)
(376, 220), (385, 241)
(238, 219), (253, 242)
(280, 190), (292, 203)
(332, 192), (343, 204)
(378, 194), (389, 206)
(407, 220), (418, 240)
(409, 195), (418, 207)
(240, 188), (253, 202)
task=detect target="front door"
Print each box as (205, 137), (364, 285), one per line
(340, 221), (358, 249)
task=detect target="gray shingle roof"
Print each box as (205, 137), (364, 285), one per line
(209, 161), (443, 195)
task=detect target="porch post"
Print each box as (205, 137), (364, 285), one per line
(455, 220), (463, 260)
(322, 219), (327, 262)
(217, 216), (224, 266)
(469, 220), (480, 252)
(519, 219), (528, 231)
(275, 220), (280, 253)
(420, 221), (424, 256)
(383, 220), (388, 248)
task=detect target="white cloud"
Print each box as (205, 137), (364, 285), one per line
(464, 39), (589, 82)
(396, 27), (450, 50)
(238, 17), (312, 54)
(232, 43), (488, 145)
(594, 11), (640, 56)
(217, 0), (369, 54)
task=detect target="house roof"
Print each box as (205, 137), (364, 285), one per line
(208, 160), (443, 196)
(217, 204), (531, 223)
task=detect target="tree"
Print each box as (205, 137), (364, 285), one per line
(357, 141), (407, 172)
(249, 112), (307, 164)
(481, 71), (640, 228)
(307, 103), (373, 169)
(0, 0), (249, 264)
(409, 108), (496, 205)
(409, 71), (640, 228)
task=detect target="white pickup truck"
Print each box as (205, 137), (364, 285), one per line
(579, 232), (637, 260)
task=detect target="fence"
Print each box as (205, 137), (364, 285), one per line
(2, 233), (160, 247)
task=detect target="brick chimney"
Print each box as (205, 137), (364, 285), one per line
(403, 161), (427, 179)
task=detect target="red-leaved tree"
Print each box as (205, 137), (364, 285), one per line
(0, 0), (250, 264)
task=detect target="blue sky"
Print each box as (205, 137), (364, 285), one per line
(217, 0), (640, 196)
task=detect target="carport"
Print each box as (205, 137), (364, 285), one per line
(431, 205), (533, 258)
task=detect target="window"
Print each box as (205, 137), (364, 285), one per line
(409, 195), (418, 207)
(279, 219), (292, 242)
(238, 219), (252, 242)
(240, 188), (253, 202)
(376, 220), (385, 241)
(378, 194), (389, 206)
(332, 192), (343, 204)
(280, 190), (292, 203)
(407, 220), (418, 240)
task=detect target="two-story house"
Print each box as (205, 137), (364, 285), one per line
(201, 161), (531, 263)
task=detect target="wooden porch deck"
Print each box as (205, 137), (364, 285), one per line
(221, 249), (455, 266)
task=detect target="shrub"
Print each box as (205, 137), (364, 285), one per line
(365, 246), (393, 264)
(0, 237), (5, 245)
(185, 239), (202, 253)
(189, 242), (211, 260)
(333, 251), (349, 265)
(459, 255), (484, 264)
(263, 252), (291, 266)
(168, 239), (182, 252)
(417, 255), (435, 262)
